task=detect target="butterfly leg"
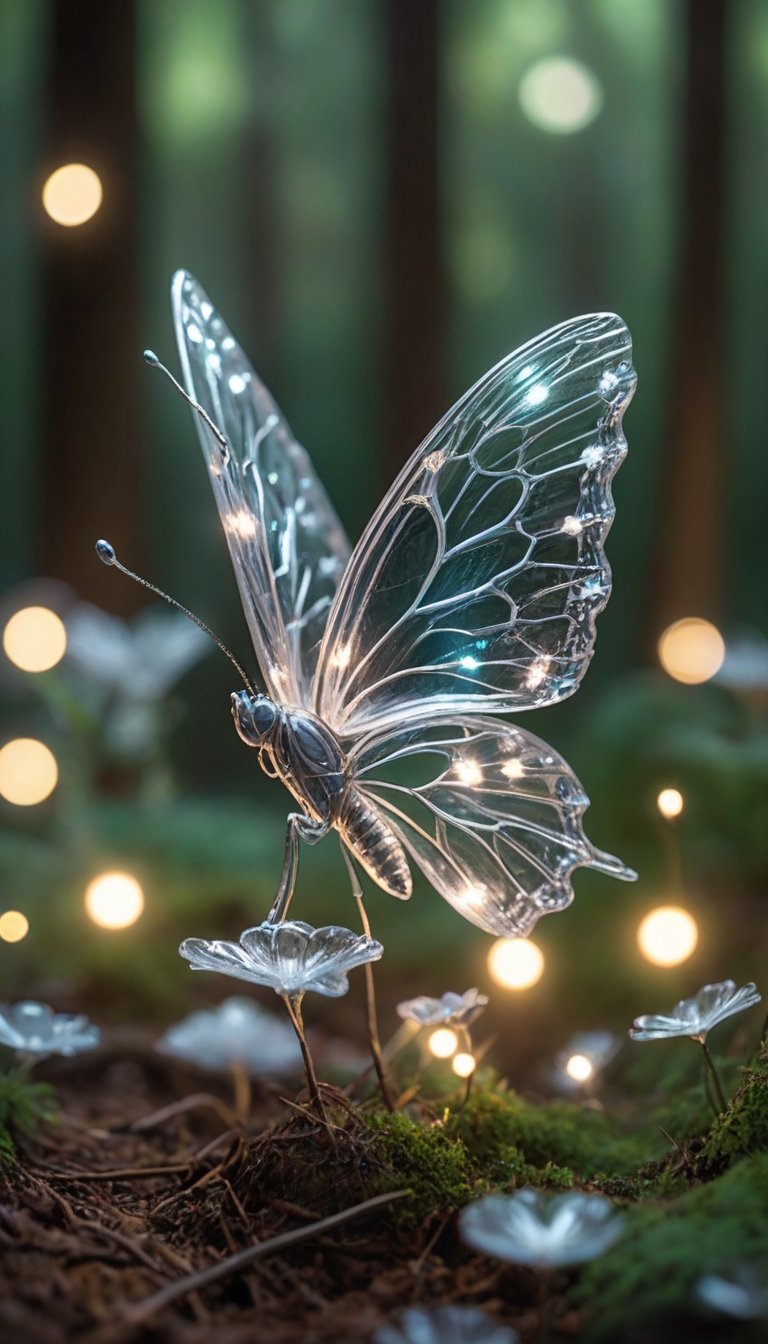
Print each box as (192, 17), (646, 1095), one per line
(339, 842), (395, 1111)
(266, 812), (329, 923)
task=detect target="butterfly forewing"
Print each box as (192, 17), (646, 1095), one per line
(352, 717), (635, 938)
(313, 313), (635, 738)
(172, 271), (351, 706)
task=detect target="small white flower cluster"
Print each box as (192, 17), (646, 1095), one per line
(375, 1305), (518, 1344)
(459, 1188), (624, 1270)
(0, 1001), (100, 1060)
(396, 989), (488, 1029)
(158, 997), (302, 1076)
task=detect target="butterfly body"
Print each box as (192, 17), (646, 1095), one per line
(173, 271), (638, 938)
(231, 690), (412, 898)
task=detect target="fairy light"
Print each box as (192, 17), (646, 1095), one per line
(565, 1053), (594, 1084)
(487, 937), (545, 990)
(0, 739), (58, 806)
(331, 645), (352, 670)
(0, 911), (29, 943)
(225, 509), (257, 540)
(637, 905), (698, 968)
(658, 618), (725, 685)
(501, 757), (525, 781)
(456, 759), (483, 786)
(525, 656), (551, 690)
(428, 1027), (459, 1059)
(657, 787), (684, 820)
(42, 163), (103, 226)
(3, 606), (67, 673)
(518, 58), (603, 135)
(85, 871), (145, 930)
(452, 1051), (477, 1078)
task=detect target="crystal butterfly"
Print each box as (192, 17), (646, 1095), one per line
(171, 271), (637, 938)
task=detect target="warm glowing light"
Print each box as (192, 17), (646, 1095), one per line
(487, 937), (545, 990)
(657, 787), (684, 820)
(42, 163), (103, 226)
(562, 516), (583, 536)
(225, 509), (258, 540)
(0, 911), (29, 943)
(331, 645), (352, 670)
(3, 606), (67, 673)
(565, 1053), (594, 1083)
(456, 758), (483, 786)
(0, 738), (58, 806)
(658, 618), (725, 685)
(519, 58), (603, 134)
(637, 905), (698, 968)
(526, 656), (551, 690)
(452, 1051), (477, 1078)
(428, 1027), (459, 1059)
(501, 757), (524, 781)
(85, 871), (145, 929)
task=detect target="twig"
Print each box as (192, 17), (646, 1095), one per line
(342, 845), (395, 1111)
(129, 1093), (237, 1132)
(119, 1190), (410, 1328)
(700, 1039), (727, 1114)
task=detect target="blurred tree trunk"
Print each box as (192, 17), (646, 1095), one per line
(383, 0), (445, 471)
(41, 0), (140, 612)
(649, 0), (726, 639)
(241, 0), (280, 372)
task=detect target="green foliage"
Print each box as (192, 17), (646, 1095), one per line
(578, 1155), (768, 1343)
(365, 1110), (474, 1225)
(0, 1068), (57, 1163)
(697, 1047), (768, 1173)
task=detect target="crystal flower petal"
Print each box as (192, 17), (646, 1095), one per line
(157, 997), (302, 1074)
(374, 1305), (519, 1344)
(396, 988), (489, 1028)
(459, 1189), (624, 1269)
(629, 980), (762, 1043)
(0, 1001), (100, 1057)
(179, 920), (383, 998)
(697, 1270), (768, 1320)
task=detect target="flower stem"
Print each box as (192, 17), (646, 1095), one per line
(283, 994), (325, 1117)
(342, 850), (394, 1111)
(231, 1060), (251, 1123)
(699, 1038), (727, 1114)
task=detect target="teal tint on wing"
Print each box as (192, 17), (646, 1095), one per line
(314, 313), (635, 737)
(172, 271), (351, 706)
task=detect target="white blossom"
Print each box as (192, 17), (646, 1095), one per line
(396, 988), (488, 1029)
(0, 1001), (100, 1058)
(157, 997), (302, 1075)
(374, 1305), (519, 1344)
(459, 1189), (624, 1269)
(697, 1270), (768, 1320)
(179, 919), (383, 999)
(630, 980), (761, 1043)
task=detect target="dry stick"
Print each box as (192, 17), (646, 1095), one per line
(130, 1093), (237, 1132)
(341, 845), (395, 1111)
(231, 1061), (252, 1123)
(121, 1190), (410, 1329)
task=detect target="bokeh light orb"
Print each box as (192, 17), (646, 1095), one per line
(0, 911), (29, 943)
(42, 163), (103, 227)
(85, 871), (144, 929)
(658, 618), (725, 684)
(565, 1053), (594, 1083)
(452, 1052), (477, 1078)
(428, 1027), (458, 1059)
(518, 57), (603, 134)
(657, 787), (684, 820)
(3, 606), (67, 673)
(0, 738), (58, 806)
(637, 905), (698, 967)
(487, 937), (545, 990)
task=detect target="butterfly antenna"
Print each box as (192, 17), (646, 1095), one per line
(143, 349), (229, 456)
(94, 539), (256, 695)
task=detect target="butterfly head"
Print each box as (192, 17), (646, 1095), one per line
(231, 690), (279, 747)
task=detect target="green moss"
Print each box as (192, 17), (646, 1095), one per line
(697, 1050), (768, 1174)
(365, 1110), (474, 1225)
(0, 1068), (57, 1163)
(577, 1155), (768, 1343)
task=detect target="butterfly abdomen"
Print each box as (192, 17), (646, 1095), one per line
(339, 790), (412, 899)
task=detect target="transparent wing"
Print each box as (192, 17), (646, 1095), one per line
(314, 314), (634, 737)
(172, 270), (351, 705)
(352, 717), (635, 938)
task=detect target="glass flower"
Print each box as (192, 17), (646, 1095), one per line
(0, 1001), (100, 1058)
(179, 919), (383, 999)
(697, 1269), (768, 1320)
(157, 996), (302, 1075)
(374, 1305), (519, 1344)
(396, 988), (489, 1029)
(629, 980), (762, 1043)
(459, 1189), (624, 1269)
(64, 602), (209, 756)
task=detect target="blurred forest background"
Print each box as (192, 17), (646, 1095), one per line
(0, 0), (766, 1080)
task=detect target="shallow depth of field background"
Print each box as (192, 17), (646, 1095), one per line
(0, 0), (766, 1077)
